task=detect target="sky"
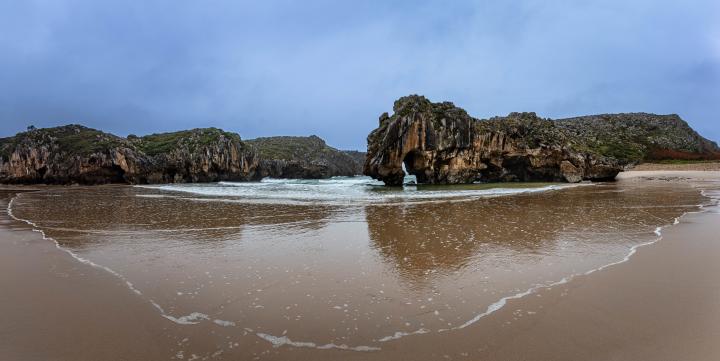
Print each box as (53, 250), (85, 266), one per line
(1, 0), (718, 150)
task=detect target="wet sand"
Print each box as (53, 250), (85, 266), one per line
(0, 190), (175, 361)
(357, 170), (720, 361)
(1, 171), (719, 360)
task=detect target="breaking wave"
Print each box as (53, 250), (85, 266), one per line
(138, 176), (582, 205)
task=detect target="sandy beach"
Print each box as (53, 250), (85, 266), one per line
(0, 189), (176, 361)
(359, 170), (720, 361)
(1, 170), (719, 360)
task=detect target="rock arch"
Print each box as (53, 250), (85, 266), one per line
(363, 95), (623, 185)
(401, 149), (428, 184)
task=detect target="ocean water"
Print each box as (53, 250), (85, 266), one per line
(140, 176), (577, 205)
(7, 176), (714, 357)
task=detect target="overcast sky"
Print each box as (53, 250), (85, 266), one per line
(1, 0), (718, 150)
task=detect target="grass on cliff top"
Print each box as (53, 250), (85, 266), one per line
(593, 142), (646, 162)
(0, 125), (244, 160)
(0, 137), (17, 161)
(245, 136), (334, 161)
(1, 125), (128, 159)
(137, 128), (241, 156)
(55, 129), (127, 155)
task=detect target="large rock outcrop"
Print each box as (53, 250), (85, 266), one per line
(0, 125), (262, 184)
(0, 125), (365, 185)
(364, 95), (719, 186)
(245, 135), (363, 179)
(131, 128), (261, 183)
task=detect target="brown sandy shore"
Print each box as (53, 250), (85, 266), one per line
(631, 161), (720, 171)
(0, 188), (177, 361)
(1, 170), (720, 361)
(362, 170), (720, 361)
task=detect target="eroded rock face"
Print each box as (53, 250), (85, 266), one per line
(245, 136), (364, 179)
(0, 125), (261, 184)
(0, 145), (144, 185)
(0, 125), (364, 185)
(364, 95), (717, 185)
(135, 132), (262, 184)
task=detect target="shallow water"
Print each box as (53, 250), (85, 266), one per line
(8, 176), (710, 356)
(141, 177), (571, 205)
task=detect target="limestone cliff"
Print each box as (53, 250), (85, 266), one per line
(0, 125), (261, 184)
(0, 125), (365, 185)
(364, 95), (719, 185)
(245, 136), (363, 179)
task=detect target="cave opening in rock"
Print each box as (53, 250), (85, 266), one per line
(402, 150), (422, 185)
(36, 166), (47, 179)
(401, 162), (417, 185)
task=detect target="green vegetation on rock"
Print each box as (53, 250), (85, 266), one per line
(137, 128), (242, 156)
(3, 125), (128, 158)
(246, 135), (332, 161)
(364, 95), (719, 185)
(556, 113), (719, 163)
(0, 125), (364, 184)
(245, 135), (364, 178)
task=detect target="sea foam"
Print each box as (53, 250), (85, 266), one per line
(139, 176), (584, 206)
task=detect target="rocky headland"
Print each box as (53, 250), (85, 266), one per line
(245, 135), (363, 179)
(0, 125), (364, 184)
(364, 95), (719, 185)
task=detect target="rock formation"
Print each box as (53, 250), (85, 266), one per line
(0, 125), (261, 184)
(0, 125), (363, 184)
(245, 135), (364, 179)
(364, 95), (719, 185)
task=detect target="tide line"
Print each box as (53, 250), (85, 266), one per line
(6, 195), (241, 330)
(378, 191), (715, 343)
